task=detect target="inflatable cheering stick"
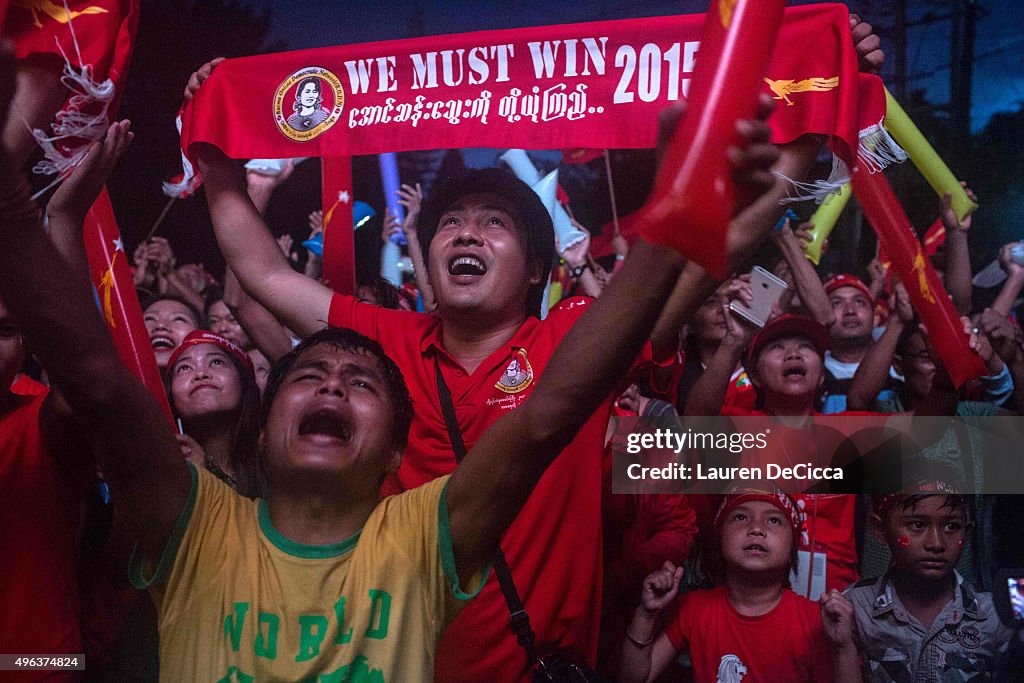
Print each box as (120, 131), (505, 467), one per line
(802, 183), (852, 266)
(883, 88), (977, 222)
(639, 0), (785, 277)
(852, 167), (986, 388)
(378, 152), (407, 246)
(530, 170), (587, 252)
(502, 149), (587, 250)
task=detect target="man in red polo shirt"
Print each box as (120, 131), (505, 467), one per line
(187, 16), (883, 676)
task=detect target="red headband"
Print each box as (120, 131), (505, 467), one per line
(873, 480), (968, 521)
(714, 488), (805, 540)
(165, 330), (255, 377)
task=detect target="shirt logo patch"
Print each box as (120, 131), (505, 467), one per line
(945, 623), (981, 649)
(495, 349), (533, 394)
(716, 653), (748, 682)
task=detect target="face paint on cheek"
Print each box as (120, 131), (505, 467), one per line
(897, 536), (911, 548)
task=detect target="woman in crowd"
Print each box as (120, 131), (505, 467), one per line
(142, 294), (202, 371)
(166, 330), (263, 497)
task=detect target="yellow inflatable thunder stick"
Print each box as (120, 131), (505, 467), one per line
(802, 183), (852, 265)
(882, 87), (977, 222)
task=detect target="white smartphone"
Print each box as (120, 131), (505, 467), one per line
(728, 266), (789, 328)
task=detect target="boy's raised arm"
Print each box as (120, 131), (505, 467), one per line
(0, 47), (188, 556)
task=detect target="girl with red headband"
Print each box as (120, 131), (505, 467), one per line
(620, 490), (837, 682)
(166, 330), (263, 497)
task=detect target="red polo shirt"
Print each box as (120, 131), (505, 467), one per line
(329, 294), (650, 682)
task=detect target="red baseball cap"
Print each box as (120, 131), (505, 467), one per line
(823, 273), (873, 302)
(745, 314), (830, 364)
(165, 330), (255, 377)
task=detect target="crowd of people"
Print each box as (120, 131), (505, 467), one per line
(2, 12), (1024, 683)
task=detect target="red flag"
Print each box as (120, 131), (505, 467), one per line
(591, 210), (642, 259)
(6, 0), (140, 148)
(7, 2), (162, 413)
(84, 190), (173, 419)
(852, 168), (986, 388)
(7, 1), (137, 82)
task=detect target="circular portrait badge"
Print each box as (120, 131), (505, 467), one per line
(273, 67), (345, 142)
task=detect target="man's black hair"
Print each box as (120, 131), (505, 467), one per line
(356, 277), (402, 310)
(886, 458), (971, 521)
(894, 325), (922, 357)
(203, 285), (227, 320)
(417, 168), (556, 318)
(262, 328), (413, 452)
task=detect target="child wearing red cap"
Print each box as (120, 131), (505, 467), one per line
(620, 490), (835, 683)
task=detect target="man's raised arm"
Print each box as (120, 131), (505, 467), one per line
(186, 59), (333, 337)
(0, 46), (188, 556)
(445, 102), (780, 581)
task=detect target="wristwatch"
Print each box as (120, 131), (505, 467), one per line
(569, 263), (590, 279)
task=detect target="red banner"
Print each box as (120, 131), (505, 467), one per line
(172, 3), (882, 185)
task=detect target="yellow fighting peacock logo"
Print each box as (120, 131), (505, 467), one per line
(911, 248), (936, 304)
(763, 77), (840, 107)
(13, 0), (108, 28)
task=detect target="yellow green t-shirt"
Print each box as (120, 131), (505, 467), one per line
(130, 463), (487, 682)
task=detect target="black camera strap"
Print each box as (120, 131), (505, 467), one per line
(434, 359), (539, 662)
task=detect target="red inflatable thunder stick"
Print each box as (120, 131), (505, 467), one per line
(851, 167), (987, 389)
(83, 189), (174, 422)
(640, 0), (785, 277)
